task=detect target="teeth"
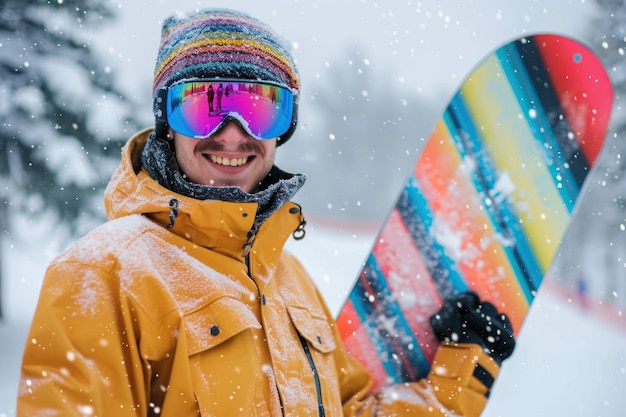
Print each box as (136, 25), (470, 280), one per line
(210, 155), (248, 166)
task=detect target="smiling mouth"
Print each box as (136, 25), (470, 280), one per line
(209, 155), (249, 167)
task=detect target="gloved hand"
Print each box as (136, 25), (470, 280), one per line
(429, 291), (516, 365)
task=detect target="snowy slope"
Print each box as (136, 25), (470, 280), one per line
(1, 221), (625, 416)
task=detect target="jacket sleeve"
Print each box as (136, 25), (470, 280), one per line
(16, 260), (149, 417)
(321, 292), (499, 417)
(369, 343), (498, 416)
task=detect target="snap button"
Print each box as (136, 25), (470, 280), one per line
(210, 325), (220, 336)
(289, 207), (299, 214)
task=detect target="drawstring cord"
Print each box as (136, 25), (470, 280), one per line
(242, 223), (258, 258)
(242, 209), (307, 257)
(167, 198), (179, 228)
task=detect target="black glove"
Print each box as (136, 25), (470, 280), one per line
(429, 291), (516, 365)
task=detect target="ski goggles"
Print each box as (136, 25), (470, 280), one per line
(155, 79), (295, 140)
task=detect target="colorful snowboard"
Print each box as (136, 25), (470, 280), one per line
(336, 34), (613, 391)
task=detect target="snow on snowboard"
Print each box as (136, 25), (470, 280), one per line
(336, 34), (613, 391)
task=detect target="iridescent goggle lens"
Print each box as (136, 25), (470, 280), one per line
(162, 80), (294, 140)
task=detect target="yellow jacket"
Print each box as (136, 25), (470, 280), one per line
(18, 129), (499, 416)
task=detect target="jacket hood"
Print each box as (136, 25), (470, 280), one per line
(105, 128), (166, 221)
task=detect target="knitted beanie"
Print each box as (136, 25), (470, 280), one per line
(152, 8), (300, 145)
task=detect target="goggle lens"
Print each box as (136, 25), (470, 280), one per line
(165, 81), (294, 140)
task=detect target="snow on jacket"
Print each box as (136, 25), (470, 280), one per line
(17, 128), (499, 416)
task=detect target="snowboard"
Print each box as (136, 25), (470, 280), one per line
(336, 34), (613, 391)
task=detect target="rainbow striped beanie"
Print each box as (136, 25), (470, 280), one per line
(152, 8), (300, 144)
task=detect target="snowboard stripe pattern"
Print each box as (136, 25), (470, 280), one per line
(443, 97), (543, 299)
(338, 34), (612, 391)
(460, 54), (571, 273)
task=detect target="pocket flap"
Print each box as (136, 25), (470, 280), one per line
(183, 297), (262, 356)
(287, 305), (336, 354)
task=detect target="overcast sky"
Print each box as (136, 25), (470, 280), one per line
(95, 0), (597, 112)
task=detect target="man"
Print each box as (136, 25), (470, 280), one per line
(17, 8), (514, 416)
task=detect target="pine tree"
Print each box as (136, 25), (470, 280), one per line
(589, 0), (626, 143)
(585, 0), (626, 189)
(587, 0), (626, 310)
(0, 0), (140, 318)
(555, 0), (626, 310)
(590, 0), (626, 294)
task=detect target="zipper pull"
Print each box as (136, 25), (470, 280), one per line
(293, 215), (306, 240)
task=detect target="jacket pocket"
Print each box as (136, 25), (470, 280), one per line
(287, 305), (336, 354)
(183, 296), (262, 356)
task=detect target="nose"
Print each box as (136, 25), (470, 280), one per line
(211, 119), (254, 144)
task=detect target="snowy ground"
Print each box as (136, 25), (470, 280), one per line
(1, 219), (625, 416)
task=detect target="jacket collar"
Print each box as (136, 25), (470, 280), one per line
(140, 131), (306, 229)
(104, 128), (305, 261)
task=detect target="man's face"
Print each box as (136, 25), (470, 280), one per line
(170, 121), (277, 193)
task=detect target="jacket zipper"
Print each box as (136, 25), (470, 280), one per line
(299, 334), (326, 417)
(244, 220), (323, 416)
(245, 235), (290, 414)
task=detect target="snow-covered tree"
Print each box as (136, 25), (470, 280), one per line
(0, 0), (140, 318)
(590, 0), (626, 128)
(584, 0), (626, 309)
(553, 0), (626, 311)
